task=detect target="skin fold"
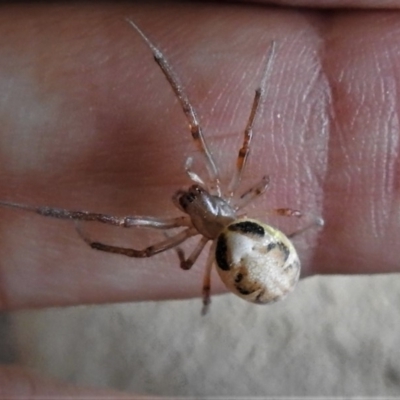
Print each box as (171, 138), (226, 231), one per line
(0, 1), (399, 396)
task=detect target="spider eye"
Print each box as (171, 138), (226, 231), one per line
(178, 192), (195, 209)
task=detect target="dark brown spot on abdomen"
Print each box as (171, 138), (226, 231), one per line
(228, 221), (265, 237)
(215, 233), (230, 271)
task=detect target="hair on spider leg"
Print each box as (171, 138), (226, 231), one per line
(0, 19), (324, 315)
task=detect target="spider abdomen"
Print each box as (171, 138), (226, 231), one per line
(215, 219), (300, 304)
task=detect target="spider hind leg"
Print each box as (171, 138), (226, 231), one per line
(273, 208), (324, 239)
(167, 234), (209, 270)
(75, 223), (198, 258)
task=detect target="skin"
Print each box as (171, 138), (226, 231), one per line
(0, 0), (399, 396)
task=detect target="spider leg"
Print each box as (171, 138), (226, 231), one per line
(184, 157), (208, 188)
(273, 208), (324, 239)
(0, 200), (191, 229)
(227, 41), (277, 199)
(126, 19), (221, 196)
(169, 235), (209, 270)
(233, 175), (270, 211)
(201, 240), (217, 316)
(75, 223), (198, 258)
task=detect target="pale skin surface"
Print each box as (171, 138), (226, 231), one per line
(0, 0), (400, 397)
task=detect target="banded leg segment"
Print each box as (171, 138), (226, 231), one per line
(0, 200), (191, 229)
(76, 224), (198, 258)
(201, 240), (217, 316)
(126, 19), (221, 195)
(227, 42), (277, 198)
(273, 208), (324, 239)
(234, 175), (270, 211)
(172, 235), (209, 270)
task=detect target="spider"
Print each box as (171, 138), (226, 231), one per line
(0, 19), (323, 315)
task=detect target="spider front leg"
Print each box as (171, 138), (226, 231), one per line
(0, 200), (192, 229)
(76, 224), (198, 258)
(126, 19), (221, 195)
(227, 42), (276, 199)
(273, 208), (324, 238)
